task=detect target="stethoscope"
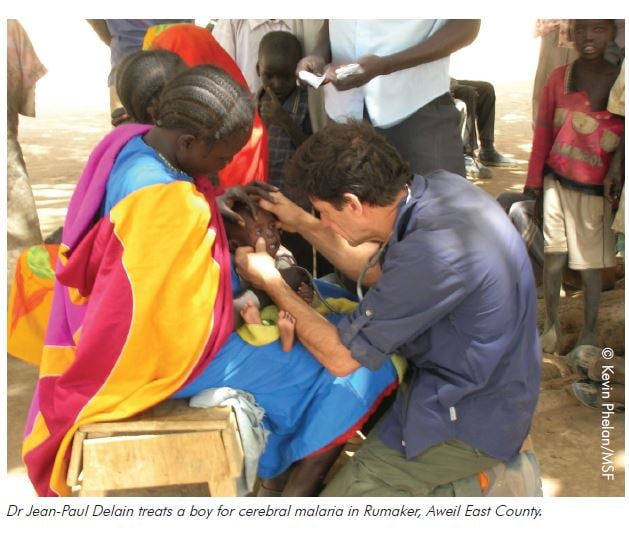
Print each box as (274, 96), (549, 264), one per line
(356, 242), (387, 301)
(356, 184), (411, 301)
(299, 184), (412, 309)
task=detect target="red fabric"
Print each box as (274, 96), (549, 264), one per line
(526, 63), (624, 191)
(148, 24), (268, 187)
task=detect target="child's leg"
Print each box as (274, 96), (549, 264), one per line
(260, 444), (345, 497)
(577, 269), (601, 347)
(281, 445), (345, 496)
(541, 253), (567, 353)
(240, 300), (262, 325)
(277, 310), (296, 352)
(257, 470), (292, 496)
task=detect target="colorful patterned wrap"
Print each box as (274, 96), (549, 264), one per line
(22, 124), (234, 496)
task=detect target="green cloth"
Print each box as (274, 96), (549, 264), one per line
(321, 430), (500, 497)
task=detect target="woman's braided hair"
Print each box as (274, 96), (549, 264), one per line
(155, 64), (254, 145)
(115, 49), (186, 124)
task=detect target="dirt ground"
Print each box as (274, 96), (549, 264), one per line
(6, 79), (625, 497)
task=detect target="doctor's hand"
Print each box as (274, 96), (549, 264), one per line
(234, 238), (282, 290)
(257, 191), (309, 233)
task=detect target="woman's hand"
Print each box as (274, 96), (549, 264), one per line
(218, 182), (280, 226)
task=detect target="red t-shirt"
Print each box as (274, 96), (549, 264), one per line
(526, 63), (624, 194)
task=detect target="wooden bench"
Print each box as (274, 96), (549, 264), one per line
(66, 400), (244, 496)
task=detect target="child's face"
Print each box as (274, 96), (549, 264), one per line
(572, 20), (615, 60)
(258, 53), (298, 102)
(228, 209), (281, 258)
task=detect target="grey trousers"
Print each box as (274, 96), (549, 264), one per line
(321, 432), (500, 497)
(371, 92), (466, 178)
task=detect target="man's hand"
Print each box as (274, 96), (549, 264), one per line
(234, 238), (281, 290)
(258, 191), (308, 233)
(327, 55), (384, 91)
(297, 55), (328, 80)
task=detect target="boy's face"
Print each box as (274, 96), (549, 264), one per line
(572, 20), (615, 60)
(257, 53), (298, 103)
(227, 209), (281, 258)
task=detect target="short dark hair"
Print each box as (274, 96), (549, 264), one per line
(155, 65), (254, 145)
(258, 31), (302, 65)
(285, 121), (411, 208)
(568, 19), (617, 41)
(115, 50), (186, 123)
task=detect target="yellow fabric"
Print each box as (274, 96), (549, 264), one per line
(7, 247), (56, 365)
(35, 346), (77, 378)
(235, 295), (408, 381)
(41, 182), (223, 495)
(22, 413), (50, 454)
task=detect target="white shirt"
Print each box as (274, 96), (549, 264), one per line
(212, 19), (294, 94)
(324, 20), (451, 128)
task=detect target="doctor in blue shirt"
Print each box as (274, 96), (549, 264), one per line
(235, 121), (541, 497)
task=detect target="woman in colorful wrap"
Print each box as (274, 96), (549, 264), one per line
(22, 65), (398, 497)
(7, 30), (260, 366)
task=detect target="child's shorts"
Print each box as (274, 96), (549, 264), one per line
(543, 175), (616, 270)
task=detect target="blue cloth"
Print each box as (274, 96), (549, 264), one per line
(100, 136), (396, 480)
(175, 277), (396, 479)
(103, 135), (193, 215)
(338, 172), (540, 462)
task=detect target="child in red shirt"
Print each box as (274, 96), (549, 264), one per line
(525, 19), (623, 353)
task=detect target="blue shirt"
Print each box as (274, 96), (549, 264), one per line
(338, 172), (540, 461)
(325, 20), (450, 128)
(103, 135), (193, 215)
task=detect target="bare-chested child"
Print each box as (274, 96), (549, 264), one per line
(226, 202), (314, 352)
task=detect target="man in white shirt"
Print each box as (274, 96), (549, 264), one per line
(298, 20), (480, 177)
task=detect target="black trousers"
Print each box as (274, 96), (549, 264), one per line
(451, 80), (496, 156)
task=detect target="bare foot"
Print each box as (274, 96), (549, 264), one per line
(240, 300), (262, 325)
(575, 329), (598, 349)
(278, 310), (296, 352)
(541, 320), (560, 354)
